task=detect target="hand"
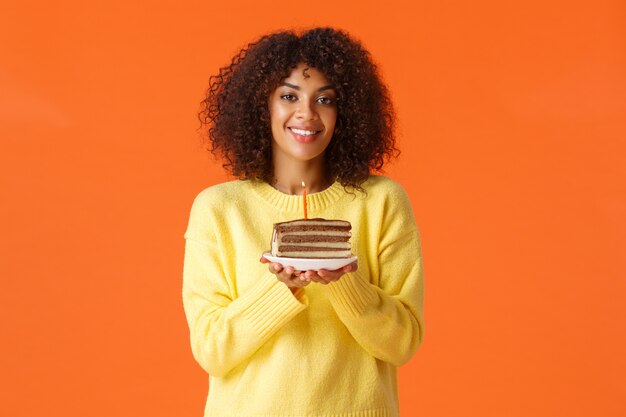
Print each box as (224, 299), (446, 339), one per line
(304, 261), (358, 285)
(259, 256), (311, 289)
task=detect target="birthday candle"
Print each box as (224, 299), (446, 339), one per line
(302, 181), (308, 219)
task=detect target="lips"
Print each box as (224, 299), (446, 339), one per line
(288, 127), (322, 143)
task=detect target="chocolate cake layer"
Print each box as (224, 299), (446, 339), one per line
(282, 235), (350, 243)
(275, 250), (352, 259)
(278, 246), (347, 252)
(277, 225), (351, 233)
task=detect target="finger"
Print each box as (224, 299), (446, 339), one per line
(304, 270), (319, 280)
(307, 270), (332, 284)
(276, 272), (304, 288)
(308, 273), (324, 283)
(296, 278), (311, 287)
(281, 269), (311, 286)
(259, 256), (269, 264)
(318, 269), (342, 280)
(277, 268), (294, 281)
(344, 261), (358, 272)
(312, 271), (332, 284)
(269, 263), (284, 274)
(285, 274), (307, 287)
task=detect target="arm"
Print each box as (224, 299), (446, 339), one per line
(323, 189), (424, 366)
(182, 197), (307, 377)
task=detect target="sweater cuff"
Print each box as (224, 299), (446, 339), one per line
(237, 273), (308, 339)
(325, 270), (378, 317)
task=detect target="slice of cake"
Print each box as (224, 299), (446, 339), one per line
(271, 218), (352, 258)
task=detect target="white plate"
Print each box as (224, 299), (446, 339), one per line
(262, 252), (357, 271)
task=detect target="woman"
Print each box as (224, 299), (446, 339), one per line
(183, 27), (424, 417)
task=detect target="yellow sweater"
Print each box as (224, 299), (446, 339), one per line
(182, 175), (424, 417)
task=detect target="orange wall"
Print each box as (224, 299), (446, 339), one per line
(1, 1), (624, 416)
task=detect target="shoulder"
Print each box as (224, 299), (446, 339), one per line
(362, 176), (419, 242)
(362, 175), (411, 203)
(192, 179), (248, 201)
(361, 175), (416, 222)
(185, 180), (250, 240)
(189, 180), (250, 211)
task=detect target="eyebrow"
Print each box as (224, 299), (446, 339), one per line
(279, 82), (335, 92)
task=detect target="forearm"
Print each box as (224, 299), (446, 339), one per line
(325, 267), (424, 366)
(183, 238), (307, 377)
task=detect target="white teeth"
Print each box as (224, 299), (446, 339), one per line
(291, 128), (319, 136)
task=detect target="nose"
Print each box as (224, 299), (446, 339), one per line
(296, 100), (318, 121)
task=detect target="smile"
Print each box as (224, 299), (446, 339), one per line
(288, 127), (322, 143)
(289, 127), (321, 136)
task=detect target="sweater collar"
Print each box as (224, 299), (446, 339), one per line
(248, 179), (345, 214)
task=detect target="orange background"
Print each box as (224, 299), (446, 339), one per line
(1, 1), (625, 416)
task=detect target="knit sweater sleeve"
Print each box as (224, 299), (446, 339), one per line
(324, 183), (424, 366)
(182, 191), (308, 377)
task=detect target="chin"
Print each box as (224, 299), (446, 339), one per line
(291, 151), (324, 162)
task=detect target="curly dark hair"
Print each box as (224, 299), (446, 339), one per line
(199, 27), (398, 191)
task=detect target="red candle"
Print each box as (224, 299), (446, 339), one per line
(302, 181), (308, 219)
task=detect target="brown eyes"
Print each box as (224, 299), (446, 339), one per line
(279, 94), (335, 105)
(317, 97), (335, 105)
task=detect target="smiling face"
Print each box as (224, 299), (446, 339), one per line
(268, 63), (337, 165)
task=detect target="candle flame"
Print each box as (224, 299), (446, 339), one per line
(302, 181), (305, 187)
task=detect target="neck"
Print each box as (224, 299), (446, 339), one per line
(271, 155), (332, 195)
